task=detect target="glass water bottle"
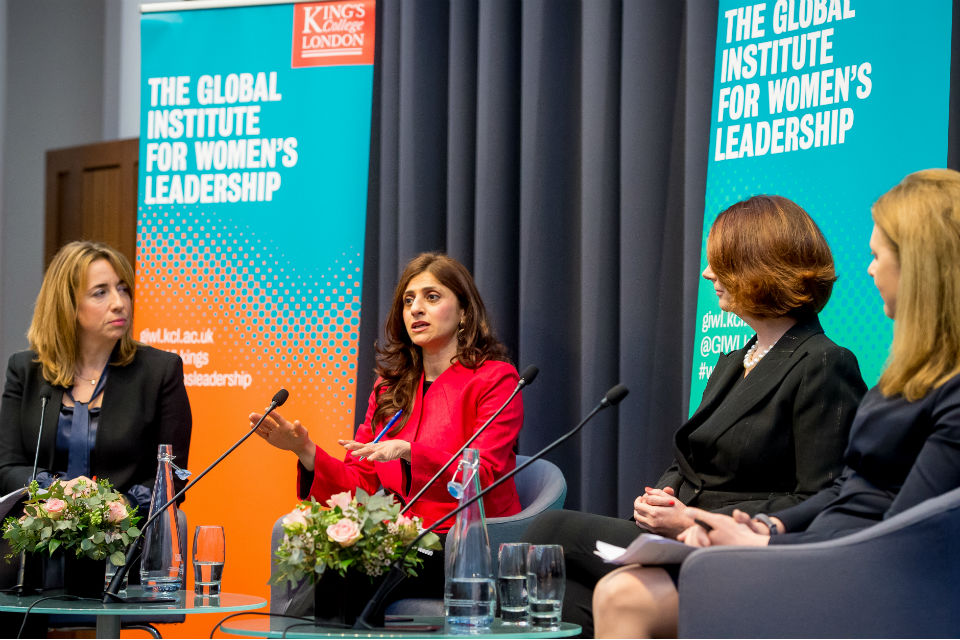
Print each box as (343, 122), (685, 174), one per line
(444, 448), (495, 629)
(140, 444), (185, 593)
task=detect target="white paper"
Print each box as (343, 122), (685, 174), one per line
(594, 533), (697, 565)
(0, 487), (28, 521)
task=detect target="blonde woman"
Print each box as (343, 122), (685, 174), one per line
(593, 169), (960, 638)
(0, 241), (192, 521)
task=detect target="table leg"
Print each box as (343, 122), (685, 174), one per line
(96, 614), (121, 638)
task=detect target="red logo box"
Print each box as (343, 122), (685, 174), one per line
(292, 0), (376, 68)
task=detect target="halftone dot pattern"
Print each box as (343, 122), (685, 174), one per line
(701, 160), (892, 380)
(688, 0), (950, 410)
(135, 204), (361, 411)
(691, 153), (895, 414)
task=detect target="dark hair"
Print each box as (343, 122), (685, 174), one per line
(707, 195), (836, 319)
(373, 253), (509, 432)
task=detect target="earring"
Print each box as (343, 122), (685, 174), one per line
(457, 318), (465, 343)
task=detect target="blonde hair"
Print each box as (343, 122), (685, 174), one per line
(873, 168), (960, 401)
(28, 241), (138, 386)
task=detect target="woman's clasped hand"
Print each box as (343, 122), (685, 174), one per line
(633, 487), (690, 538)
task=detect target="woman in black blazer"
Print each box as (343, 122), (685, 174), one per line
(0, 241), (192, 588)
(524, 195), (866, 636)
(592, 169), (960, 638)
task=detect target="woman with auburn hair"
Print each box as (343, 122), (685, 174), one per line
(0, 241), (193, 585)
(524, 195), (866, 637)
(593, 168), (960, 638)
(253, 252), (523, 604)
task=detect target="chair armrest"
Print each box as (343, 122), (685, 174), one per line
(269, 513), (306, 614)
(678, 488), (960, 638)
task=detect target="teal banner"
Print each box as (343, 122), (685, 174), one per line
(137, 0), (375, 616)
(691, 0), (953, 412)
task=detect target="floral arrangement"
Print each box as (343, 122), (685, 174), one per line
(2, 476), (141, 566)
(273, 488), (441, 585)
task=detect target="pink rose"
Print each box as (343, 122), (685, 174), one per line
(395, 514), (418, 541)
(326, 491), (353, 511)
(326, 518), (362, 547)
(105, 500), (127, 524)
(282, 508), (308, 530)
(63, 476), (94, 497)
(44, 498), (67, 519)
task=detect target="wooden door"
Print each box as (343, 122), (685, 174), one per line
(44, 138), (138, 266)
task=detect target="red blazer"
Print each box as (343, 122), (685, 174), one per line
(299, 360), (523, 532)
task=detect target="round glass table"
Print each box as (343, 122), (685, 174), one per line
(0, 588), (266, 638)
(218, 615), (581, 638)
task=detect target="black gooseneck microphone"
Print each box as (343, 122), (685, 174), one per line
(11, 384), (52, 596)
(31, 385), (52, 482)
(400, 365), (539, 516)
(352, 383), (629, 629)
(103, 388), (289, 603)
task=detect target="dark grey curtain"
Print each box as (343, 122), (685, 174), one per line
(357, 0), (716, 516)
(352, 0), (960, 518)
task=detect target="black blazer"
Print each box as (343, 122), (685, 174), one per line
(656, 317), (867, 515)
(773, 371), (960, 543)
(0, 345), (192, 497)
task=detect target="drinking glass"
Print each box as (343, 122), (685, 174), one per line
(527, 544), (565, 631)
(498, 543), (529, 625)
(193, 525), (225, 596)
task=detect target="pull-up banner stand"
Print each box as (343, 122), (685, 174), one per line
(137, 2), (375, 634)
(691, 0), (952, 411)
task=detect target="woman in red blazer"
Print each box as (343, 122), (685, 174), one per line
(252, 252), (523, 603)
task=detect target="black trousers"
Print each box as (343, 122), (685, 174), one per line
(523, 510), (641, 638)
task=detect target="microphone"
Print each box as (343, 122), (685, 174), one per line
(353, 382), (628, 629)
(399, 365), (538, 516)
(103, 388), (289, 602)
(270, 388), (290, 407)
(12, 383), (53, 596)
(30, 384), (52, 482)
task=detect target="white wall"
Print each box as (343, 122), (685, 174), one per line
(0, 0), (7, 360)
(105, 0), (142, 140)
(0, 0), (141, 371)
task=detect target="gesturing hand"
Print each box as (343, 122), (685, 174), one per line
(340, 439), (412, 463)
(249, 410), (316, 470)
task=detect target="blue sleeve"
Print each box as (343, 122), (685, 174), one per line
(885, 378), (960, 518)
(35, 470), (55, 489)
(125, 483), (153, 513)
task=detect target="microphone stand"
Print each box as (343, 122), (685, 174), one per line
(103, 390), (288, 602)
(400, 365), (538, 516)
(11, 391), (50, 596)
(352, 383), (629, 629)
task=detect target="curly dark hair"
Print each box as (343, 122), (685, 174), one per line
(372, 253), (509, 433)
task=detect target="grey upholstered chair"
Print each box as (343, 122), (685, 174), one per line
(269, 454), (568, 616)
(677, 486), (960, 638)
